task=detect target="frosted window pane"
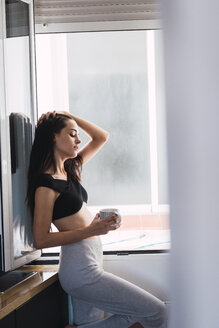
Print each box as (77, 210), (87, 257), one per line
(67, 31), (151, 206)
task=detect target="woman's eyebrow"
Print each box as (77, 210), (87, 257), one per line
(69, 128), (78, 132)
(69, 128), (79, 134)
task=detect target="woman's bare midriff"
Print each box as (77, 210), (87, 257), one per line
(53, 202), (97, 239)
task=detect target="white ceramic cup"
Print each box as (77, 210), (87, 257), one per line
(99, 208), (122, 226)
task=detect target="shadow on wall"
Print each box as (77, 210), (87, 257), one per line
(9, 112), (34, 255)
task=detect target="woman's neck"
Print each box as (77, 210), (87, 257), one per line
(44, 165), (66, 177)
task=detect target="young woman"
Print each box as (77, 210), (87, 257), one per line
(27, 111), (167, 328)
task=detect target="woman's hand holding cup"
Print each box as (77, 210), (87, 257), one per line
(99, 208), (122, 226)
(88, 212), (121, 236)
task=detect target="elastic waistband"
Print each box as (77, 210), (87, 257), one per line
(58, 237), (103, 292)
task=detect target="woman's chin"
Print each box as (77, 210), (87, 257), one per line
(66, 152), (78, 159)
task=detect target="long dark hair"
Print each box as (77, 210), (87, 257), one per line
(26, 113), (82, 218)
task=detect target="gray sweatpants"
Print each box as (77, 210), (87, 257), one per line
(58, 238), (167, 328)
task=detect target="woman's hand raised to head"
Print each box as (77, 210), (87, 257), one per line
(87, 213), (121, 236)
(37, 110), (56, 126)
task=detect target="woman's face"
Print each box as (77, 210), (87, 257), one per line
(53, 119), (81, 159)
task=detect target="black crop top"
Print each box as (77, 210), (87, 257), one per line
(36, 173), (88, 220)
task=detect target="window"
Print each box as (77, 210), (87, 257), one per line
(36, 30), (170, 254)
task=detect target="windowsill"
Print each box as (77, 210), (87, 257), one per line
(43, 214), (170, 254)
(101, 229), (170, 252)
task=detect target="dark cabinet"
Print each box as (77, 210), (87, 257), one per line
(0, 281), (68, 328)
(0, 311), (16, 328)
(16, 281), (68, 328)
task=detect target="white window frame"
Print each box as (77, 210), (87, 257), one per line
(35, 20), (162, 34)
(36, 29), (169, 217)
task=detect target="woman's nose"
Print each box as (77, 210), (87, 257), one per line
(76, 137), (81, 144)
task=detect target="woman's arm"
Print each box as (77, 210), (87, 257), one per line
(33, 187), (119, 249)
(58, 111), (110, 164)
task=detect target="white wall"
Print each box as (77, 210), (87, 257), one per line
(103, 253), (170, 302)
(35, 34), (69, 116)
(163, 0), (219, 327)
